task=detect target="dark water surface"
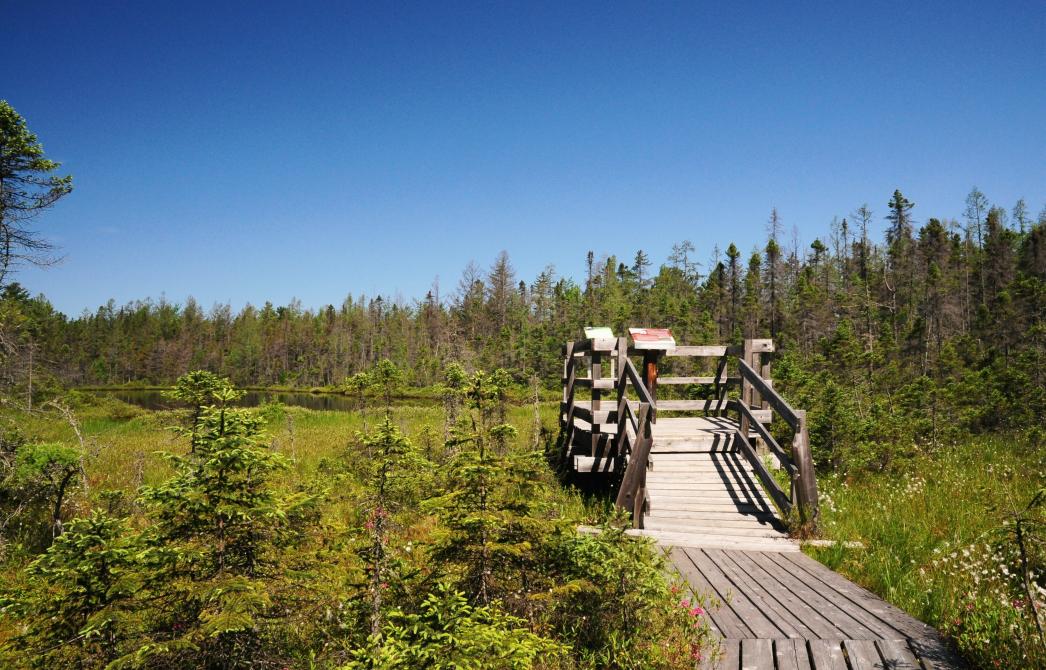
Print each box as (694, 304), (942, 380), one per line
(90, 389), (367, 412)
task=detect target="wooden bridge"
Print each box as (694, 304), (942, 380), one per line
(560, 333), (964, 669)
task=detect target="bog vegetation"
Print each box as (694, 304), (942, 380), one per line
(1, 101), (1044, 667)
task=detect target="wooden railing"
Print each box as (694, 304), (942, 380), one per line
(735, 358), (819, 527)
(560, 334), (819, 529)
(612, 337), (655, 525)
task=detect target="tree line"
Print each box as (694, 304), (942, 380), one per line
(2, 189), (1044, 400)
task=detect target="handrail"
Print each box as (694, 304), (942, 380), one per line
(736, 401), (796, 476)
(615, 402), (652, 526)
(735, 356), (819, 529)
(621, 357), (656, 410)
(738, 358), (799, 428)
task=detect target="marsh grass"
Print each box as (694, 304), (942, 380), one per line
(810, 435), (1046, 668)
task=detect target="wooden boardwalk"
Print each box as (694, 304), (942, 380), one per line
(559, 335), (964, 669)
(675, 546), (961, 669)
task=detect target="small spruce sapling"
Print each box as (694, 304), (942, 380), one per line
(1, 511), (138, 669)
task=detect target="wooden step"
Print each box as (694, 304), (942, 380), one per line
(642, 518), (788, 536)
(647, 452), (752, 462)
(645, 495), (773, 510)
(627, 528), (800, 553)
(571, 455), (617, 473)
(650, 440), (736, 454)
(644, 502), (779, 518)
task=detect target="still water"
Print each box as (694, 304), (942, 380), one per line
(90, 389), (365, 412)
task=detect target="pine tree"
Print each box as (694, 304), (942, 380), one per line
(134, 401), (318, 668)
(0, 101), (74, 288)
(2, 511), (138, 669)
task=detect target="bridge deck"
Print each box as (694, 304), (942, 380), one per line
(673, 547), (962, 669)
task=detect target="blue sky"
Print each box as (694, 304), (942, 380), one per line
(4, 1), (1044, 316)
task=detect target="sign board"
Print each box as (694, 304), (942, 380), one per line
(583, 326), (615, 340)
(628, 327), (676, 351)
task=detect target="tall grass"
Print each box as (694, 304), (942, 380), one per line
(810, 436), (1045, 668)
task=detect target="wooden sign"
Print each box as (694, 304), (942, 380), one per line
(628, 327), (676, 350)
(584, 326), (615, 340)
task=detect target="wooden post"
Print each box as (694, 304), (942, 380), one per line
(642, 351), (659, 404)
(760, 353), (772, 412)
(591, 349), (602, 457)
(562, 342), (577, 456)
(792, 409), (820, 530)
(739, 339), (753, 444)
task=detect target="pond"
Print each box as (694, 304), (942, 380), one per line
(88, 389), (369, 412)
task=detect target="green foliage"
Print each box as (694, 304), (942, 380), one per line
(812, 437), (1045, 669)
(548, 521), (716, 669)
(163, 370), (242, 451)
(0, 100), (73, 286)
(342, 584), (563, 670)
(128, 404), (318, 667)
(0, 440), (82, 547)
(1, 511), (137, 668)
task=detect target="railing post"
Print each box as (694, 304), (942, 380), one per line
(615, 401), (651, 525)
(591, 346), (602, 457)
(561, 342), (577, 458)
(792, 409), (820, 530)
(642, 351), (659, 405)
(739, 339), (753, 443)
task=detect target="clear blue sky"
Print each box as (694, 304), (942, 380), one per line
(4, 1), (1045, 316)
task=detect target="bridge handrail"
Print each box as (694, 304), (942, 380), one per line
(738, 358), (799, 428)
(736, 356), (819, 528)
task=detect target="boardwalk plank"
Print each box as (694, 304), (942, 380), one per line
(772, 639), (802, 670)
(759, 551), (882, 639)
(689, 549), (784, 639)
(699, 638), (740, 670)
(781, 552), (938, 640)
(875, 639), (919, 669)
(730, 550), (840, 639)
(844, 639), (882, 670)
(740, 638), (774, 670)
(669, 547), (750, 639)
(713, 549), (817, 639)
(807, 640), (847, 670)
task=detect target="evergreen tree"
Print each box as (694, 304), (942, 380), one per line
(0, 101), (74, 288)
(134, 401), (318, 668)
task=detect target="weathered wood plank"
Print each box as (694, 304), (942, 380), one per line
(740, 638), (774, 670)
(843, 639), (882, 670)
(659, 375), (742, 385)
(874, 639), (919, 669)
(780, 552), (938, 640)
(655, 399), (732, 411)
(807, 640), (846, 670)
(708, 549), (814, 640)
(689, 549), (786, 638)
(727, 551), (839, 640)
(704, 638), (740, 670)
(760, 551), (885, 640)
(670, 546), (750, 640)
(665, 345), (729, 357)
(565, 377), (616, 390)
(772, 638), (809, 670)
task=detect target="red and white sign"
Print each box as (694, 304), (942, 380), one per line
(628, 328), (676, 350)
